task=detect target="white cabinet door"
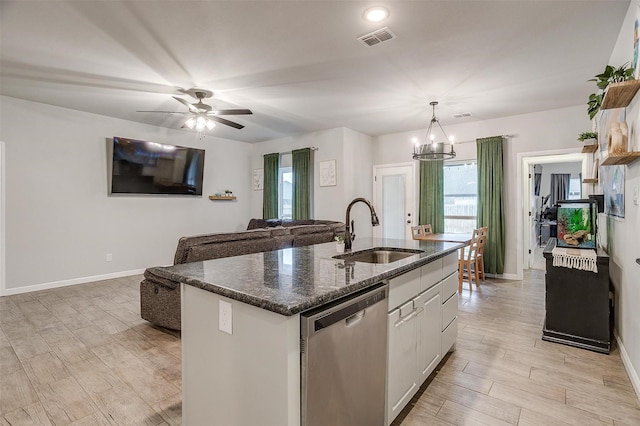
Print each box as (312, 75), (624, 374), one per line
(386, 300), (419, 426)
(417, 284), (441, 381)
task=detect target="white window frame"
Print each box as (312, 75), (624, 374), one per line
(443, 161), (478, 233)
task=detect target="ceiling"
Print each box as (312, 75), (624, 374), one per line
(0, 1), (630, 143)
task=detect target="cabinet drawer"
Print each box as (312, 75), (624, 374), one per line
(442, 292), (457, 331)
(441, 317), (458, 357)
(443, 252), (459, 277)
(388, 268), (421, 311)
(441, 273), (458, 301)
(420, 259), (441, 292)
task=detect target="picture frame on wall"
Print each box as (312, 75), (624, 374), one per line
(253, 168), (263, 191)
(319, 160), (336, 187)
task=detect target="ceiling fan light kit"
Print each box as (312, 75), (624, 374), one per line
(137, 88), (253, 136)
(412, 101), (456, 161)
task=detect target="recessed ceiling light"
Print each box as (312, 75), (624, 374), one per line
(364, 6), (389, 23)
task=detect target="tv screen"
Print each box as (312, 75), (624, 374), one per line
(109, 136), (205, 195)
(556, 199), (597, 249)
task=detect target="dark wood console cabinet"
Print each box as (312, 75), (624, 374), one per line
(542, 239), (612, 354)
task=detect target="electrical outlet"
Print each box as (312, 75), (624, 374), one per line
(106, 253), (112, 262)
(634, 187), (639, 206)
(219, 300), (232, 335)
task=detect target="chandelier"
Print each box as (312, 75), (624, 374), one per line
(412, 101), (456, 161)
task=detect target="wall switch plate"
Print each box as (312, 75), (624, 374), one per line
(219, 300), (232, 335)
(634, 187), (639, 206)
(105, 253), (112, 262)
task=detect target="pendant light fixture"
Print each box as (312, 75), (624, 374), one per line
(412, 101), (456, 161)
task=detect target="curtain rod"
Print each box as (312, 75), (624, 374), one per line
(281, 147), (319, 153)
(453, 134), (515, 145)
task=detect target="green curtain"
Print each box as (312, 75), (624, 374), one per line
(418, 160), (444, 233)
(477, 136), (506, 274)
(292, 148), (311, 220)
(263, 153), (279, 219)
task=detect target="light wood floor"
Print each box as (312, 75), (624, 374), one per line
(1, 270), (638, 425)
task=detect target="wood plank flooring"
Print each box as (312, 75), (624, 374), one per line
(0, 269), (638, 425)
(394, 269), (640, 426)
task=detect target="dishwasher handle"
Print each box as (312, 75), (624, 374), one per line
(302, 283), (387, 336)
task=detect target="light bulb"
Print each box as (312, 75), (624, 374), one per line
(449, 135), (455, 144)
(206, 119), (215, 130)
(364, 7), (389, 22)
(185, 117), (196, 129)
(196, 116), (206, 131)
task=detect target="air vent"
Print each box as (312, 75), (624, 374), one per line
(453, 112), (473, 119)
(357, 27), (397, 47)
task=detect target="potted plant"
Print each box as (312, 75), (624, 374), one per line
(577, 131), (598, 145)
(335, 235), (345, 253)
(587, 63), (635, 119)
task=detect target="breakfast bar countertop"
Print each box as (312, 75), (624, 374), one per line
(148, 237), (463, 316)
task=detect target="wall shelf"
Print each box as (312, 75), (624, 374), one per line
(601, 152), (640, 166)
(581, 144), (598, 153)
(582, 178), (598, 184)
(601, 80), (640, 110)
(209, 196), (237, 201)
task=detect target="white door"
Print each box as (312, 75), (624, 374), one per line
(374, 164), (414, 240)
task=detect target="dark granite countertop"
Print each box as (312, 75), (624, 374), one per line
(148, 237), (462, 316)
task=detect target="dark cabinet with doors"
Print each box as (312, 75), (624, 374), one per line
(542, 239), (612, 354)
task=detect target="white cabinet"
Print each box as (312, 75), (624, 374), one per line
(417, 283), (442, 382)
(387, 300), (419, 423)
(385, 253), (458, 426)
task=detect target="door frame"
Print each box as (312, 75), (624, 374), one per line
(372, 162), (416, 239)
(518, 148), (588, 275)
(0, 142), (5, 296)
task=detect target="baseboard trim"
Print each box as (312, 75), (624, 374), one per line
(615, 331), (640, 401)
(1, 268), (146, 296)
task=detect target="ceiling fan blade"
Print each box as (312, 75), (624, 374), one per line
(208, 116), (245, 129)
(137, 110), (187, 114)
(172, 96), (199, 113)
(208, 109), (253, 116)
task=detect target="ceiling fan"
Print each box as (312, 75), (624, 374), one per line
(137, 88), (252, 130)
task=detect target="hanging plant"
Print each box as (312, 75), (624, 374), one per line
(587, 63), (635, 119)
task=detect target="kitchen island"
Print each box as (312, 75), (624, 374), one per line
(149, 237), (462, 426)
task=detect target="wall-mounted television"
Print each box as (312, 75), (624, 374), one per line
(556, 199), (597, 249)
(109, 136), (205, 195)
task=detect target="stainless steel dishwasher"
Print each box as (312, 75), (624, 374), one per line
(301, 283), (388, 426)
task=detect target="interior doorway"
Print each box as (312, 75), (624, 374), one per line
(0, 142), (5, 295)
(521, 152), (588, 271)
(372, 163), (415, 240)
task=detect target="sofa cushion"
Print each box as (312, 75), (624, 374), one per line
(287, 224), (331, 235)
(174, 229), (272, 264)
(281, 219), (316, 227)
(184, 238), (276, 262)
(247, 218), (283, 230)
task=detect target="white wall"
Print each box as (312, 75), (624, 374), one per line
(0, 96), (252, 293)
(250, 127), (375, 236)
(605, 0), (640, 397)
(373, 105), (591, 278)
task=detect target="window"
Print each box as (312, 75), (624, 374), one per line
(443, 162), (477, 233)
(279, 167), (293, 219)
(278, 153), (293, 219)
(567, 177), (581, 200)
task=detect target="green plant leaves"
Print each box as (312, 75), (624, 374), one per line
(586, 63), (635, 120)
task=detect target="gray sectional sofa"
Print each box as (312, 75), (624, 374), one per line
(140, 219), (345, 330)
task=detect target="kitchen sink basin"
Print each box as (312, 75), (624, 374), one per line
(333, 248), (423, 264)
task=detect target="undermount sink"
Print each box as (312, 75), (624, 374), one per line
(333, 248), (424, 264)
